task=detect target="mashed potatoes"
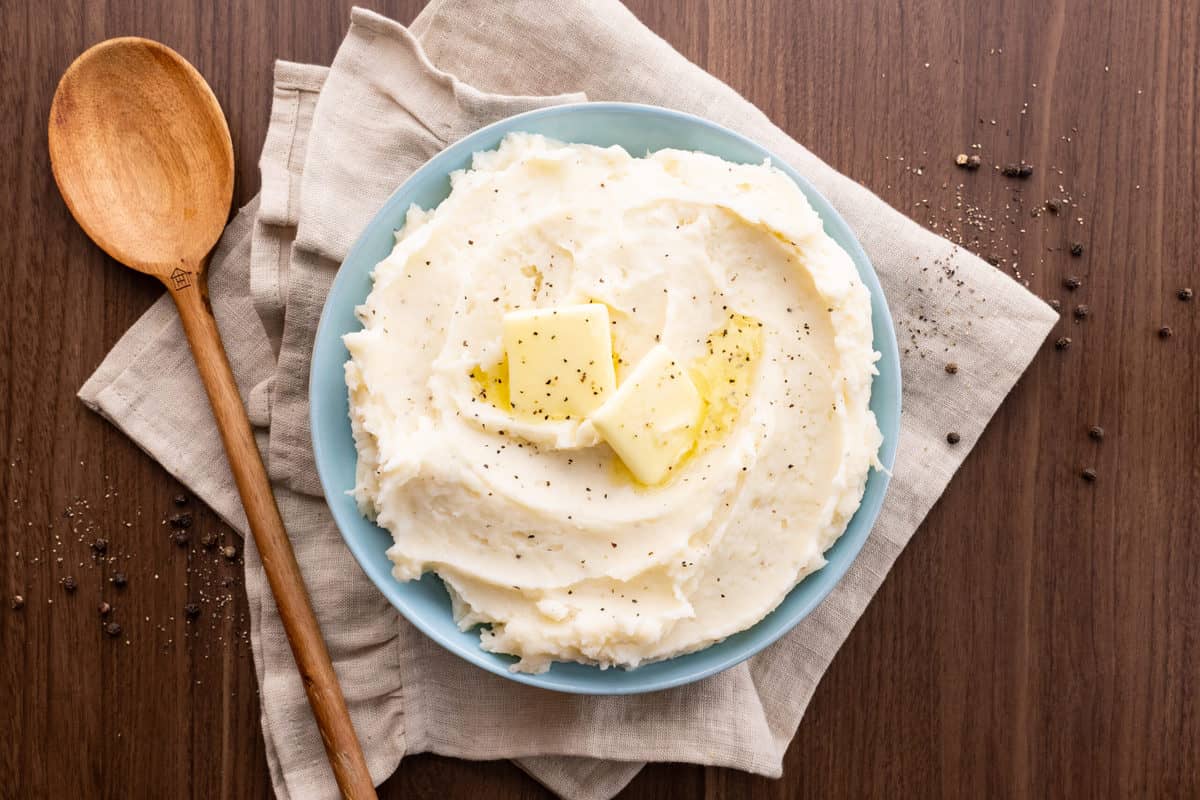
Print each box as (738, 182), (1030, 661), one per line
(344, 133), (882, 672)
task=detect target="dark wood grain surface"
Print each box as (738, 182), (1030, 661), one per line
(2, 1), (1197, 798)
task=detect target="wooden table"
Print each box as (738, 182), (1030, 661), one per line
(2, 1), (1196, 797)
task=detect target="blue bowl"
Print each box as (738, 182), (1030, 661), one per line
(311, 103), (901, 695)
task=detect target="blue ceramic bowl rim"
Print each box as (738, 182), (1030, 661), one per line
(311, 102), (901, 695)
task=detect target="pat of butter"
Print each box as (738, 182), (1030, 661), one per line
(502, 303), (617, 420)
(590, 344), (702, 485)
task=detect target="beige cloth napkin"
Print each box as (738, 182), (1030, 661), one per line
(79, 2), (1058, 798)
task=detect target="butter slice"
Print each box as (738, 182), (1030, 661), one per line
(590, 344), (702, 484)
(502, 303), (617, 420)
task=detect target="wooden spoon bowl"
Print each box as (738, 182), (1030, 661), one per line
(50, 37), (233, 278)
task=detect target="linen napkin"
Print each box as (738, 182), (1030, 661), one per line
(79, 2), (1059, 798)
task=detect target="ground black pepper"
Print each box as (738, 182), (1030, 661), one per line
(171, 530), (190, 548)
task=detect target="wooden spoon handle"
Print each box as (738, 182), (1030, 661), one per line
(168, 268), (377, 799)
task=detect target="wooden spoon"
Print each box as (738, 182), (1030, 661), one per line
(49, 37), (377, 799)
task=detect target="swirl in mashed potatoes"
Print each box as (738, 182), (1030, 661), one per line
(345, 133), (882, 673)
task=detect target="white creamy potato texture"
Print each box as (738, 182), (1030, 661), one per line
(344, 133), (883, 673)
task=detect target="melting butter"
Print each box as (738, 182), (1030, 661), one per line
(689, 312), (765, 457)
(501, 303), (617, 421)
(469, 357), (511, 411)
(471, 310), (764, 486)
(611, 312), (764, 487)
(590, 344), (703, 485)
